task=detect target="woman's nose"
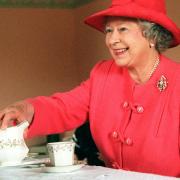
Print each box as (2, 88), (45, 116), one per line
(109, 30), (121, 46)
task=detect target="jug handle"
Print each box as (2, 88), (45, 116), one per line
(17, 121), (29, 131)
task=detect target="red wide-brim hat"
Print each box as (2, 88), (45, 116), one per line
(84, 0), (180, 47)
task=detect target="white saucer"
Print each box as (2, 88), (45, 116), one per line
(42, 163), (85, 173)
(0, 156), (50, 168)
(0, 161), (22, 167)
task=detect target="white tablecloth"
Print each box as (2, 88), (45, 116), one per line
(0, 165), (178, 180)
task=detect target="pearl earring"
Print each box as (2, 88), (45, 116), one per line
(149, 43), (155, 48)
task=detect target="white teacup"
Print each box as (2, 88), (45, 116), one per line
(47, 141), (75, 166)
(0, 121), (29, 166)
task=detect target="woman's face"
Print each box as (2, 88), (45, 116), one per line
(105, 17), (151, 68)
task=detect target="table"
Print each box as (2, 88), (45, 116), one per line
(0, 164), (178, 180)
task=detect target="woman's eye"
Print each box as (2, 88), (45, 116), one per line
(118, 27), (127, 32)
(104, 28), (112, 34)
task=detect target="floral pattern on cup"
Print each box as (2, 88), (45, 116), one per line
(47, 143), (74, 153)
(0, 139), (24, 149)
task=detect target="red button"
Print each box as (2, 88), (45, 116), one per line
(111, 131), (119, 139)
(125, 137), (133, 145)
(112, 162), (120, 169)
(112, 163), (117, 168)
(136, 106), (144, 113)
(122, 101), (129, 108)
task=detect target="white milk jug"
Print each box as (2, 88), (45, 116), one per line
(0, 121), (29, 166)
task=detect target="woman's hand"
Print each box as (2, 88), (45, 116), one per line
(0, 101), (34, 129)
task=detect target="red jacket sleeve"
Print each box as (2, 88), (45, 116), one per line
(26, 60), (106, 138)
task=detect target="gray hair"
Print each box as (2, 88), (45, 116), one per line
(138, 19), (173, 52)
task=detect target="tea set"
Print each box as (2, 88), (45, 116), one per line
(0, 121), (85, 172)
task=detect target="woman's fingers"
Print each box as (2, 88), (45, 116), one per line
(0, 101), (34, 129)
(0, 110), (20, 129)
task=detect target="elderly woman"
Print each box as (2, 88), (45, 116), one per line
(0, 0), (180, 177)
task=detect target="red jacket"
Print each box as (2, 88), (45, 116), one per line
(27, 55), (180, 177)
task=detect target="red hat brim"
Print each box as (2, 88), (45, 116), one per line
(84, 3), (180, 47)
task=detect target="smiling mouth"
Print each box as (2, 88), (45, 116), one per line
(113, 48), (129, 56)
